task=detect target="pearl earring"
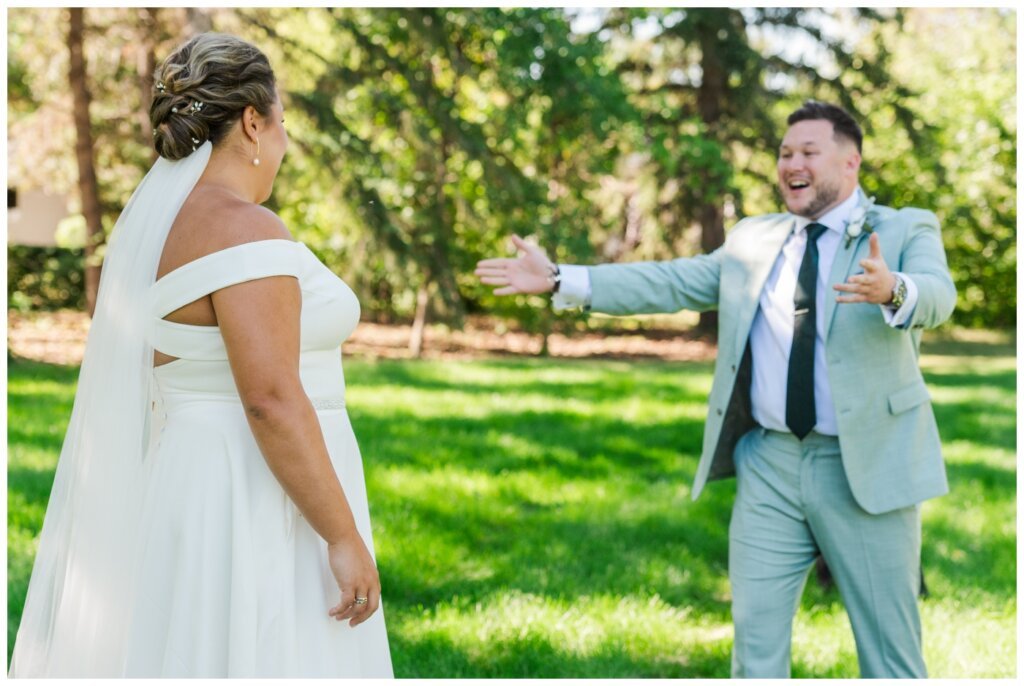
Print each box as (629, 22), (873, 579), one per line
(252, 138), (261, 166)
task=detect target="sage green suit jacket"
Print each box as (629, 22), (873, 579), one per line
(587, 203), (957, 515)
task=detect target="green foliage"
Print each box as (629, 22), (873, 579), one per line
(7, 338), (1016, 676)
(7, 8), (175, 221)
(235, 7), (633, 333)
(868, 9), (1016, 328)
(6, 8), (1015, 328)
(7, 246), (85, 311)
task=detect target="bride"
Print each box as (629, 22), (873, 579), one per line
(10, 32), (393, 677)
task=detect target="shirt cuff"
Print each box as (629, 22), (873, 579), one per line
(880, 272), (919, 328)
(551, 264), (591, 312)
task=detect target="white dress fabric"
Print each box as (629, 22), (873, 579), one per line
(123, 238), (393, 677)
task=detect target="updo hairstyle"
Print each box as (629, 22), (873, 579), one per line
(150, 33), (277, 161)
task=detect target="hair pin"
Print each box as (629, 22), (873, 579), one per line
(171, 100), (204, 116)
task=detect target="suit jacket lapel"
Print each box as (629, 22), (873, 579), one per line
(824, 203), (880, 339)
(733, 215), (795, 363)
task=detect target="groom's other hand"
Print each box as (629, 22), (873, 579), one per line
(475, 235), (557, 295)
(833, 233), (898, 305)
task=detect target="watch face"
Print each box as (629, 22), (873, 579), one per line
(892, 278), (907, 308)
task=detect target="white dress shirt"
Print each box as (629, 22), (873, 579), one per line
(553, 187), (919, 436)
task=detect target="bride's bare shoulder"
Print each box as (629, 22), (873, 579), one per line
(160, 188), (294, 276)
(184, 186), (293, 250)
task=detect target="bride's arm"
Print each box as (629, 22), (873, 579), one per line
(212, 217), (380, 627)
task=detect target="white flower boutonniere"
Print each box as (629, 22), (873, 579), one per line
(844, 196), (876, 248)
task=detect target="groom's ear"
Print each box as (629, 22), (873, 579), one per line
(843, 145), (862, 175)
(843, 150), (860, 173)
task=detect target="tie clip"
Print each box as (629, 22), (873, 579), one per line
(794, 308), (810, 316)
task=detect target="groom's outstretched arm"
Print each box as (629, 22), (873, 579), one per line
(587, 252), (723, 316)
(475, 234), (724, 316)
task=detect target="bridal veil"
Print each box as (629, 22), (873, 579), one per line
(10, 143), (212, 676)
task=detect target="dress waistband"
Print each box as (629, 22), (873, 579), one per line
(310, 397), (346, 411)
(152, 350), (347, 413)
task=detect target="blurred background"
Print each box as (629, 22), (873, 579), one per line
(6, 6), (1017, 677)
(8, 7), (1015, 342)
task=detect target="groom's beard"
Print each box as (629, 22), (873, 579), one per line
(788, 179), (841, 220)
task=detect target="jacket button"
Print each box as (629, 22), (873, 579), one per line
(731, 364), (737, 372)
(717, 408), (723, 416)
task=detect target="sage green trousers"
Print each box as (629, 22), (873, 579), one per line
(728, 427), (926, 678)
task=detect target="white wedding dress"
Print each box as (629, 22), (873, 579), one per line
(120, 238), (393, 676)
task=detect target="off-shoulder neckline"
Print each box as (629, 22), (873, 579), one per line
(152, 239), (305, 288)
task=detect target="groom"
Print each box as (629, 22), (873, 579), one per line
(475, 101), (956, 678)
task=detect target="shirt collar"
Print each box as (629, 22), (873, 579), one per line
(792, 187), (862, 236)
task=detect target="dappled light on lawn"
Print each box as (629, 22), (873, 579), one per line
(7, 339), (1016, 676)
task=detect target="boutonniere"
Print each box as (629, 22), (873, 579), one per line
(844, 196), (876, 248)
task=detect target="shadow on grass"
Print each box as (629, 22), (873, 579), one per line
(924, 367), (1015, 388)
(931, 405), (1016, 452)
(7, 350), (1017, 677)
(7, 356), (80, 374)
(365, 379), (717, 411)
(353, 408), (707, 484)
(919, 337), (1016, 358)
(389, 625), (733, 678)
(920, 458), (1017, 599)
(945, 456), (1017, 493)
(377, 488), (734, 610)
(7, 426), (67, 455)
(921, 518), (1016, 601)
(7, 464), (57, 515)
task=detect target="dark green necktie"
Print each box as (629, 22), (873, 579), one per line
(786, 222), (828, 439)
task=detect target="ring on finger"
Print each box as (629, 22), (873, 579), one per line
(354, 596), (368, 605)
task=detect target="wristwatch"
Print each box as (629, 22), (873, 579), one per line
(889, 274), (907, 309)
(548, 263), (562, 294)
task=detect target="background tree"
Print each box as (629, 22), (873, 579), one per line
(9, 8), (190, 312)
(861, 8), (1016, 327)
(7, 7), (1015, 332)
(236, 7), (633, 354)
(67, 8), (103, 316)
(594, 8), (913, 334)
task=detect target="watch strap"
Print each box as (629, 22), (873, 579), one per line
(890, 274), (907, 309)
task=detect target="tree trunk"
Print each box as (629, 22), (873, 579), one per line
(68, 8), (103, 318)
(538, 311), (551, 357)
(426, 92), (464, 328)
(694, 16), (729, 338)
(137, 8), (159, 161)
(409, 283), (430, 357)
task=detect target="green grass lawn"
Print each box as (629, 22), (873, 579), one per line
(7, 337), (1016, 677)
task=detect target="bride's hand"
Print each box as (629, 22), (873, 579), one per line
(475, 235), (556, 295)
(326, 532), (381, 627)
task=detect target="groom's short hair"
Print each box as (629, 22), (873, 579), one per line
(787, 100), (863, 153)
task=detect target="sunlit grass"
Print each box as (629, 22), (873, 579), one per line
(7, 335), (1016, 676)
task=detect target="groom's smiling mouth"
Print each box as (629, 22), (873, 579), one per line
(784, 178), (812, 200)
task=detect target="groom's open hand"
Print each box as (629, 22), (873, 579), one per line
(833, 233), (897, 305)
(475, 235), (556, 295)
